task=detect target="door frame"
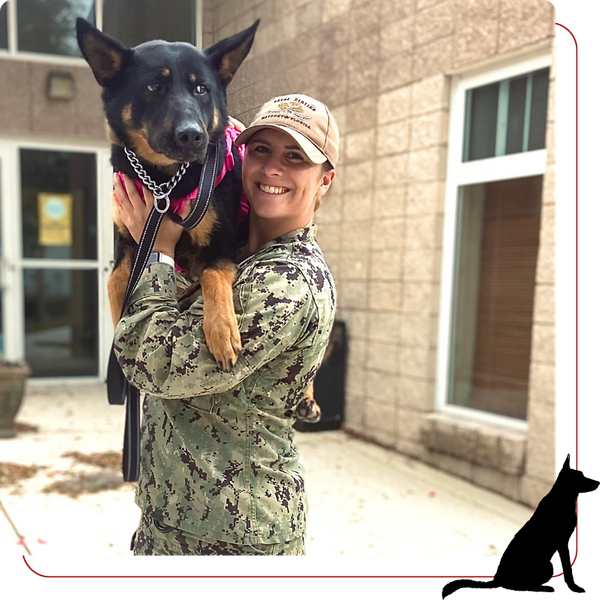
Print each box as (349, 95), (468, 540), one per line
(0, 137), (114, 381)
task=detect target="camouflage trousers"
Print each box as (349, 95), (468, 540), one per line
(132, 513), (306, 556)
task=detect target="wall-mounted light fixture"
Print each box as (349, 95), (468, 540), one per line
(47, 71), (75, 100)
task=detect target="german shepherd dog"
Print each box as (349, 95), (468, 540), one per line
(76, 18), (259, 370)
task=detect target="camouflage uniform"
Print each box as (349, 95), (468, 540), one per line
(114, 226), (335, 554)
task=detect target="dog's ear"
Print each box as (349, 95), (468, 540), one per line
(76, 18), (131, 87)
(205, 20), (259, 86)
(563, 454), (571, 470)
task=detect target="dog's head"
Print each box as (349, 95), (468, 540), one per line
(76, 19), (258, 167)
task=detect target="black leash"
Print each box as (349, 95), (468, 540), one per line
(107, 140), (222, 481)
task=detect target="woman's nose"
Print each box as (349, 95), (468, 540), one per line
(261, 155), (283, 176)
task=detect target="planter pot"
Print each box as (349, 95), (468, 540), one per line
(0, 365), (32, 438)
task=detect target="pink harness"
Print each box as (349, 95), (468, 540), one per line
(117, 125), (249, 222)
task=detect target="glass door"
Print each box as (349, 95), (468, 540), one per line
(19, 148), (100, 377)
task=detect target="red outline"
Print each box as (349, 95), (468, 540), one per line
(21, 557), (494, 581)
(556, 21), (581, 568)
(21, 20), (581, 581)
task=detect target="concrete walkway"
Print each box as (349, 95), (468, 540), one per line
(0, 382), (533, 557)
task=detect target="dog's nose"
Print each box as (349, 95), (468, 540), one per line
(175, 123), (203, 147)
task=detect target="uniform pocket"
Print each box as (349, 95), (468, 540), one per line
(182, 394), (218, 413)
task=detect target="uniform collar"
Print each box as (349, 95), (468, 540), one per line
(238, 225), (317, 265)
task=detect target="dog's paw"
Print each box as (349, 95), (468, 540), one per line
(203, 313), (242, 371)
(569, 584), (585, 593)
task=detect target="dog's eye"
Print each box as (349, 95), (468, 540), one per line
(147, 83), (162, 92)
(195, 85), (207, 96)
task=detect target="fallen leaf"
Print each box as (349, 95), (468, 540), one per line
(428, 490), (436, 498)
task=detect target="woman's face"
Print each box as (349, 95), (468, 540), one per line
(242, 128), (334, 228)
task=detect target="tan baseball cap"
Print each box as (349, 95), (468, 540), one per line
(235, 94), (339, 168)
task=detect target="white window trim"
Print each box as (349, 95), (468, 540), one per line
(0, 0), (203, 64)
(435, 51), (552, 431)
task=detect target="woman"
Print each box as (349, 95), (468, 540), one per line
(113, 94), (338, 555)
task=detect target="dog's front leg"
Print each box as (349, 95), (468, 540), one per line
(201, 259), (241, 371)
(558, 545), (585, 593)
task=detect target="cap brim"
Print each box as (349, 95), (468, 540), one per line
(235, 124), (328, 165)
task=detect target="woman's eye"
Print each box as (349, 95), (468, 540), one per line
(147, 83), (162, 92)
(287, 152), (304, 162)
(195, 85), (207, 95)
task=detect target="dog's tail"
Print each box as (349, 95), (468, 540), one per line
(442, 579), (499, 597)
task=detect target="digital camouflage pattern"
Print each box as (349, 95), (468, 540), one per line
(132, 513), (305, 555)
(114, 226), (335, 546)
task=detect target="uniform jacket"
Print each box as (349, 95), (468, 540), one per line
(114, 226), (336, 545)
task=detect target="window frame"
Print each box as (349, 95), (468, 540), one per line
(436, 50), (552, 430)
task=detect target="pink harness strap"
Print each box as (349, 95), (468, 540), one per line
(117, 126), (249, 273)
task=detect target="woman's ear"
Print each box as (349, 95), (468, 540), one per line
(318, 169), (336, 196)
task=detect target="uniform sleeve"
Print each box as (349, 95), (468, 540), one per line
(113, 261), (313, 399)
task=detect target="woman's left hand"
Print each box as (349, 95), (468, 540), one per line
(113, 173), (191, 257)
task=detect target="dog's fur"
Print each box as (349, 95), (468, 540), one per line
(76, 18), (259, 370)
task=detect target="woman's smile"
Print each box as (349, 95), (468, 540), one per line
(257, 182), (290, 195)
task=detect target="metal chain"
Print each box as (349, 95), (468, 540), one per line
(123, 147), (189, 213)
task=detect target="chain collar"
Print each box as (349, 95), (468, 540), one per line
(123, 147), (190, 214)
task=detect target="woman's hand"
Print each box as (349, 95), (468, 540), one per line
(113, 173), (191, 258)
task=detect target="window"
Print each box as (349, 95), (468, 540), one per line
(0, 3), (8, 50)
(103, 0), (195, 48)
(437, 53), (551, 425)
(448, 176), (543, 420)
(16, 0), (96, 57)
(463, 68), (549, 162)
(1, 0), (197, 59)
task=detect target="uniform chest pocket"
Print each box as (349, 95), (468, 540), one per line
(181, 395), (218, 414)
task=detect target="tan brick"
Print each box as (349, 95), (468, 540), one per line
(471, 466), (521, 501)
(533, 284), (555, 324)
(525, 436), (556, 483)
(297, 0), (322, 32)
(406, 181), (444, 215)
(372, 186), (407, 219)
(407, 147), (446, 182)
(367, 371), (397, 403)
(379, 52), (413, 93)
(399, 345), (433, 378)
(380, 17), (415, 58)
(379, 0), (413, 23)
(368, 312), (402, 343)
(412, 35), (453, 81)
(370, 250), (403, 280)
(341, 220), (372, 251)
(338, 280), (369, 310)
(528, 362), (555, 402)
(375, 154), (409, 188)
(498, 0), (554, 54)
(367, 340), (398, 374)
(323, 0), (352, 22)
(414, 1), (454, 47)
(340, 252), (370, 281)
(344, 160), (375, 192)
(410, 110), (448, 149)
(400, 314), (432, 347)
(398, 376), (433, 410)
(342, 191), (373, 222)
(428, 452), (473, 480)
(338, 308), (369, 339)
(396, 406), (424, 441)
(345, 97), (378, 133)
(369, 281), (402, 311)
(378, 85), (412, 124)
(403, 248), (436, 281)
(454, 17), (499, 68)
(347, 336), (367, 366)
(345, 129), (377, 163)
(531, 324), (555, 365)
(315, 223), (341, 252)
(404, 215), (438, 249)
(520, 475), (553, 508)
(412, 75), (449, 115)
(346, 365), (367, 399)
(498, 433), (527, 475)
(402, 282), (435, 313)
(369, 217), (405, 251)
(376, 120), (411, 156)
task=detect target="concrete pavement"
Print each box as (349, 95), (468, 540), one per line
(0, 382), (533, 556)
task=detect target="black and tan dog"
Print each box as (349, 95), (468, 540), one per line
(76, 18), (258, 370)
